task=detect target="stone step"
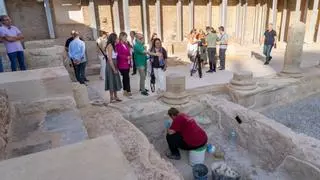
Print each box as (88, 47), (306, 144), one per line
(0, 135), (137, 180)
(6, 109), (88, 159)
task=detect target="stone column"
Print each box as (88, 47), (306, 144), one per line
(294, 0), (302, 22)
(253, 1), (261, 43)
(142, 0), (148, 43)
(177, 0), (183, 41)
(306, 0), (319, 42)
(228, 71), (258, 108)
(280, 0), (287, 42)
(0, 0), (7, 15)
(220, 0), (228, 28)
(235, 1), (241, 40)
(88, 0), (98, 40)
(162, 74), (189, 105)
(240, 0), (247, 45)
(207, 0), (212, 26)
(123, 0), (130, 35)
(281, 22), (306, 77)
(256, 0), (263, 42)
(260, 1), (267, 37)
(189, 0), (194, 31)
(156, 0), (162, 39)
(271, 0), (278, 28)
(112, 0), (121, 34)
(44, 0), (55, 39)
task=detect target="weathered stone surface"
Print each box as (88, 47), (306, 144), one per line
(12, 97), (76, 115)
(278, 156), (320, 180)
(72, 83), (90, 108)
(0, 67), (73, 103)
(281, 22), (306, 76)
(200, 95), (297, 170)
(0, 89), (10, 156)
(0, 135), (137, 180)
(162, 73), (189, 105)
(24, 46), (65, 70)
(81, 107), (183, 180)
(229, 71), (257, 90)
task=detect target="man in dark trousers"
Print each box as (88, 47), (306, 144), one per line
(261, 23), (277, 65)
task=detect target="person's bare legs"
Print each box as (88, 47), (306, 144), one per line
(109, 91), (114, 103)
(114, 91), (122, 102)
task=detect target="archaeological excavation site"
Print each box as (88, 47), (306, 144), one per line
(0, 22), (320, 180)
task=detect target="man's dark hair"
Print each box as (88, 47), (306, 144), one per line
(0, 15), (7, 22)
(168, 108), (180, 117)
(219, 26), (225, 32)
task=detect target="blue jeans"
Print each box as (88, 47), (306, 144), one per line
(263, 45), (273, 61)
(7, 51), (26, 71)
(0, 56), (3, 73)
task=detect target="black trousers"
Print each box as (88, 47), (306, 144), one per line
(219, 48), (227, 69)
(74, 61), (86, 84)
(132, 55), (137, 74)
(119, 69), (131, 92)
(166, 133), (206, 156)
(207, 47), (216, 71)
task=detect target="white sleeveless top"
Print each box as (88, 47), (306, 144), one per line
(112, 50), (117, 59)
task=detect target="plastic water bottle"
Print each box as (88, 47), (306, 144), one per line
(229, 130), (237, 151)
(207, 144), (216, 154)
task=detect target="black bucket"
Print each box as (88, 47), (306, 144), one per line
(192, 164), (209, 180)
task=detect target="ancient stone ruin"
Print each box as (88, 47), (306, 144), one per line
(0, 22), (320, 180)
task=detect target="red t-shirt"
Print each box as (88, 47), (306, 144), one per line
(169, 113), (208, 147)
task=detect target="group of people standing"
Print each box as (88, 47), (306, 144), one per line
(96, 30), (168, 102)
(187, 26), (228, 73)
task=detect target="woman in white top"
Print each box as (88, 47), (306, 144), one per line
(96, 31), (108, 80)
(105, 33), (122, 103)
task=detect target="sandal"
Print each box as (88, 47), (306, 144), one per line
(115, 98), (122, 102)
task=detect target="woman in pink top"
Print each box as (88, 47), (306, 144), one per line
(116, 32), (132, 97)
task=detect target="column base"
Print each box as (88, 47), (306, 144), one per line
(279, 65), (303, 78)
(161, 92), (189, 105)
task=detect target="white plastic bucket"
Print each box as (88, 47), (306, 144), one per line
(189, 145), (207, 166)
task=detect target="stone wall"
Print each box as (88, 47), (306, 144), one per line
(4, 0), (320, 44)
(0, 89), (10, 159)
(6, 0), (49, 40)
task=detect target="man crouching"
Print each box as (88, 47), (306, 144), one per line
(165, 108), (208, 160)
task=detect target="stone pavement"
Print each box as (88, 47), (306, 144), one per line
(0, 135), (137, 180)
(87, 43), (320, 103)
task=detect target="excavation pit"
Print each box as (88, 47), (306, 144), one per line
(124, 95), (320, 180)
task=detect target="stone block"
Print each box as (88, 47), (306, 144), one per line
(0, 67), (73, 104)
(24, 39), (65, 49)
(279, 156), (320, 180)
(0, 89), (10, 153)
(162, 73), (189, 105)
(85, 41), (99, 66)
(24, 46), (65, 70)
(0, 135), (137, 180)
(72, 83), (90, 108)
